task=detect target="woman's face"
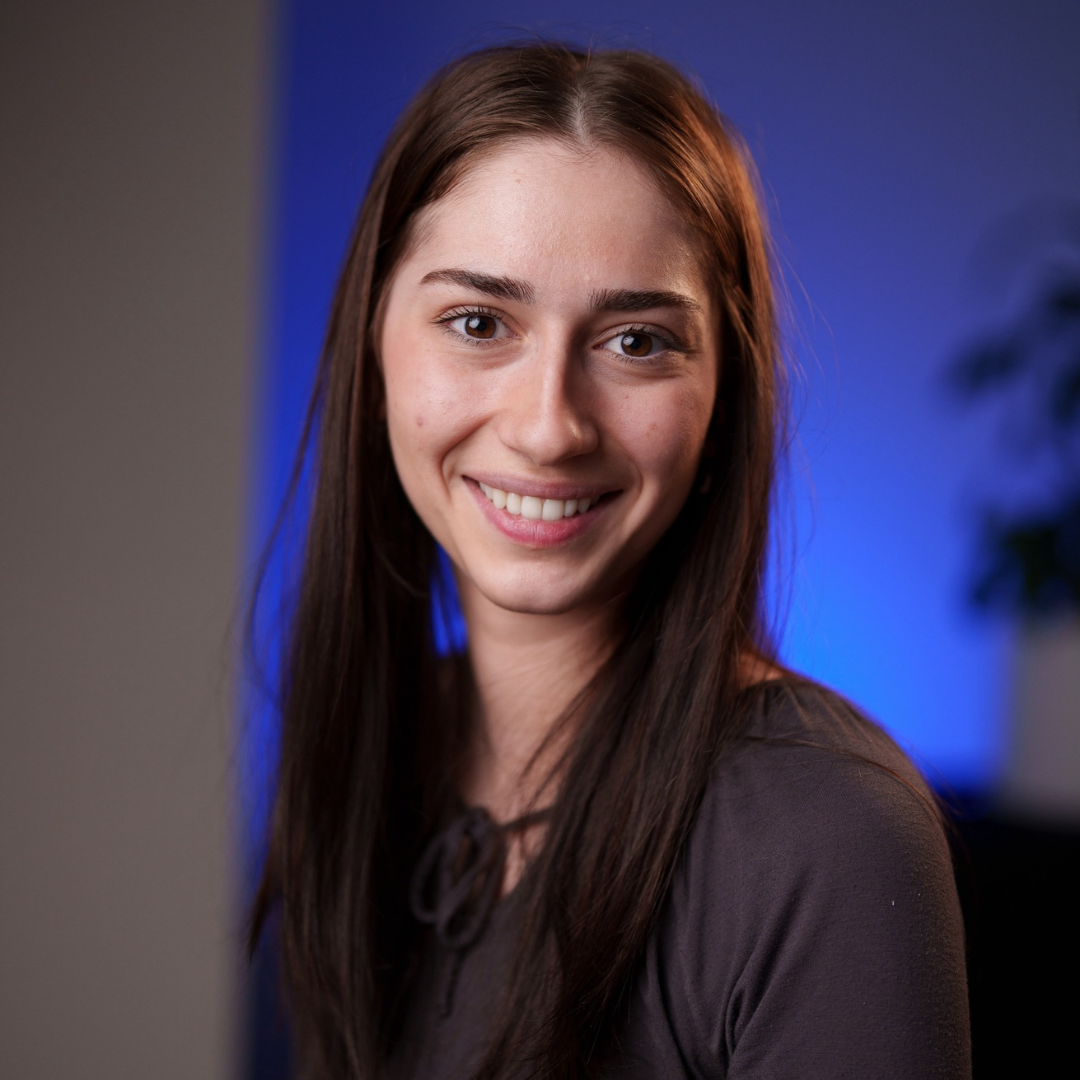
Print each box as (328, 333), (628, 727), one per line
(379, 140), (719, 618)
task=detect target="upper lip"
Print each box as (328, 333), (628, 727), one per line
(465, 473), (619, 501)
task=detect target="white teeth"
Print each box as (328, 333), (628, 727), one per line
(521, 496), (543, 520)
(477, 483), (598, 519)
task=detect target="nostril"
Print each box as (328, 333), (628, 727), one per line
(495, 359), (600, 464)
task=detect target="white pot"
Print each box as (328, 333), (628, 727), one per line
(1000, 614), (1080, 824)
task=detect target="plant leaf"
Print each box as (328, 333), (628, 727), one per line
(947, 338), (1023, 398)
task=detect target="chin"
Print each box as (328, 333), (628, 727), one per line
(468, 565), (614, 618)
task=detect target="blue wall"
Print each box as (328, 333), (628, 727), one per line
(256, 0), (1080, 792)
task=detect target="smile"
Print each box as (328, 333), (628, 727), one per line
(477, 482), (593, 520)
(466, 477), (615, 549)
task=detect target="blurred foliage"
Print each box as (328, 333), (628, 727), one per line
(947, 212), (1080, 618)
(967, 501), (1080, 616)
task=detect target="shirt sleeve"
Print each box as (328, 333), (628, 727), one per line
(627, 686), (972, 1080)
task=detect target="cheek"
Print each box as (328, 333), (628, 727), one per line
(382, 334), (487, 488)
(616, 378), (715, 492)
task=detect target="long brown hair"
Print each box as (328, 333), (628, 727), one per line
(250, 42), (783, 1079)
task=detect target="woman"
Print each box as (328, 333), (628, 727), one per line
(250, 43), (970, 1079)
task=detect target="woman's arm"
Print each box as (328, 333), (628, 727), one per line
(621, 684), (971, 1079)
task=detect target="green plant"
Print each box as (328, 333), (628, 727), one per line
(948, 221), (1080, 617)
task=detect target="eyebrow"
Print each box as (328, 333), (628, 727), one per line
(419, 269), (702, 317)
(419, 268), (535, 305)
(588, 287), (703, 316)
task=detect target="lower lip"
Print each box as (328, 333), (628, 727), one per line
(466, 479), (614, 548)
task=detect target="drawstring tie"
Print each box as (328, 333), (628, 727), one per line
(408, 804), (549, 1015)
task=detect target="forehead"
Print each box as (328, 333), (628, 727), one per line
(399, 140), (709, 304)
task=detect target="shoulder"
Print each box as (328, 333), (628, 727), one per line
(735, 674), (928, 781)
(620, 678), (971, 1079)
(677, 677), (955, 957)
(697, 677), (943, 870)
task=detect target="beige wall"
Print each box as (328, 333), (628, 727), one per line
(0, 1), (264, 1076)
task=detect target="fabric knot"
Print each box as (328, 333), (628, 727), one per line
(409, 805), (506, 951)
(408, 805), (552, 1016)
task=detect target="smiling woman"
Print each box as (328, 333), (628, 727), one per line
(249, 43), (970, 1080)
(381, 141), (717, 624)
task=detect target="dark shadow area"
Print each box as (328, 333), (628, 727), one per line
(246, 912), (293, 1080)
(950, 798), (1080, 1077)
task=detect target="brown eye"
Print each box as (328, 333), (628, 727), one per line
(464, 314), (497, 339)
(620, 331), (653, 357)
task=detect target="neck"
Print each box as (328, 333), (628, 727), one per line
(455, 580), (617, 823)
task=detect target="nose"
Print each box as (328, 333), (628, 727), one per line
(496, 344), (599, 466)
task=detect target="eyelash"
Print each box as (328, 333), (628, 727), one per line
(435, 305), (505, 347)
(435, 306), (685, 362)
(606, 324), (683, 364)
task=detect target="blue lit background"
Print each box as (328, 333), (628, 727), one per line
(252, 0), (1080, 805)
